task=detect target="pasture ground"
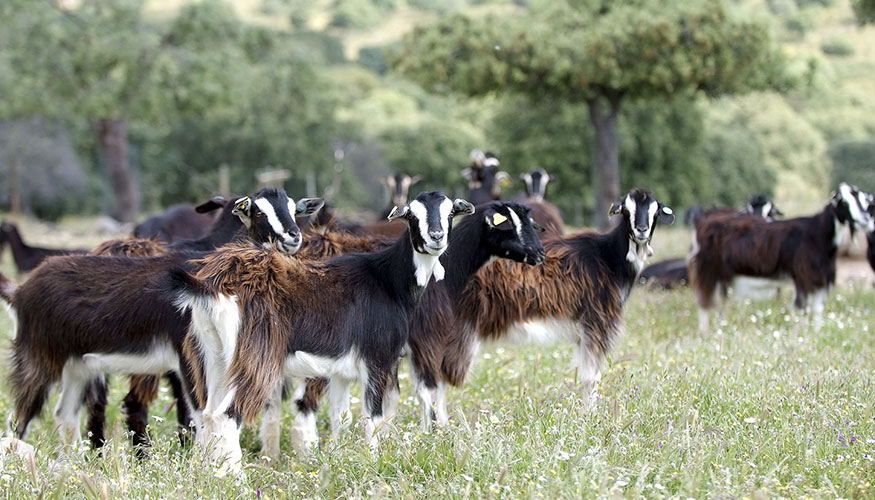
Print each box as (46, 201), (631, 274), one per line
(0, 220), (873, 498)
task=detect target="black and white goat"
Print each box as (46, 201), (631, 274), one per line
(868, 203), (875, 273)
(403, 189), (673, 430)
(0, 221), (87, 274)
(287, 201), (546, 453)
(170, 191), (473, 472)
(378, 173), (421, 219)
(463, 150), (510, 206)
(689, 183), (875, 331)
(2, 188), (322, 448)
(513, 167), (566, 236)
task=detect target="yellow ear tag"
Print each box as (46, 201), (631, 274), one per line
(608, 203), (615, 215)
(492, 213), (508, 225)
(237, 203), (247, 211)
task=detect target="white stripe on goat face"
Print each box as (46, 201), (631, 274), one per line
(507, 205), (523, 237)
(255, 197), (285, 238)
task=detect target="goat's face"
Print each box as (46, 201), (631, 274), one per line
(383, 173), (421, 207)
(482, 201), (546, 265)
(461, 152), (510, 197)
(389, 191), (475, 256)
(745, 194), (783, 221)
(610, 189), (675, 245)
(520, 168), (556, 202)
(833, 183), (875, 234)
(232, 188), (324, 254)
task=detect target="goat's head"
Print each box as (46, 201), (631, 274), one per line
(519, 168), (556, 202)
(832, 183), (875, 234)
(382, 173), (421, 207)
(462, 151), (510, 198)
(388, 191), (474, 257)
(745, 194), (783, 221)
(481, 201), (546, 265)
(231, 188), (324, 254)
(609, 189), (675, 247)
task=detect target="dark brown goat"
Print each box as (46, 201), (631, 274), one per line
(689, 183), (874, 331)
(133, 200), (225, 244)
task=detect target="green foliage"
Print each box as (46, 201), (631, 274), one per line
(287, 30), (347, 64)
(853, 0), (875, 24)
(820, 37), (854, 57)
(828, 141), (875, 192)
(330, 0), (384, 28)
(407, 0), (467, 14)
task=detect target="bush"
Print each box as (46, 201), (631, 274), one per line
(821, 38), (855, 57)
(829, 141), (875, 192)
(330, 0), (382, 29)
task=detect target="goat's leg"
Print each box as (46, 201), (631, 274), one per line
(203, 407), (243, 476)
(327, 378), (352, 441)
(259, 383), (284, 460)
(84, 375), (108, 450)
(577, 340), (603, 409)
(12, 374), (53, 440)
(363, 368), (390, 450)
(166, 372), (193, 446)
(54, 360), (93, 445)
(412, 373), (436, 432)
(123, 374), (160, 457)
(290, 377), (326, 456)
(433, 381), (450, 427)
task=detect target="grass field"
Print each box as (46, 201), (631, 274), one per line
(0, 222), (873, 498)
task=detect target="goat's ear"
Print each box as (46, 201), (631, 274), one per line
(231, 197), (252, 218)
(658, 204), (675, 225)
(496, 171), (512, 187)
(483, 207), (504, 227)
(518, 173), (527, 181)
(451, 199), (475, 217)
(549, 174), (557, 182)
(771, 206), (784, 217)
(461, 168), (473, 181)
(195, 196), (227, 213)
(387, 205), (410, 221)
(531, 221), (547, 232)
(608, 200), (624, 216)
(409, 175), (422, 185)
(830, 190), (840, 206)
(295, 198), (325, 216)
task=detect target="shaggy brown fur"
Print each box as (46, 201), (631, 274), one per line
(689, 206), (839, 310)
(437, 234), (624, 387)
(297, 229), (393, 260)
(527, 200), (566, 237)
(91, 238), (166, 258)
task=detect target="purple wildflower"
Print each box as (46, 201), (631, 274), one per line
(256, 489), (261, 498)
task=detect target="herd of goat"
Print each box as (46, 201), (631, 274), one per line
(0, 149), (873, 474)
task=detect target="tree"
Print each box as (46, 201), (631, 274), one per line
(853, 0), (875, 24)
(2, 0), (255, 222)
(393, 0), (788, 227)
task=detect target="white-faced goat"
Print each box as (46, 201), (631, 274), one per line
(405, 189), (673, 430)
(463, 150), (510, 206)
(0, 221), (88, 274)
(170, 191), (473, 472)
(514, 167), (566, 236)
(288, 201), (547, 453)
(689, 183), (875, 331)
(1, 188), (322, 448)
(378, 173), (421, 219)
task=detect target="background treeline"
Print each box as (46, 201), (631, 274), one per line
(1, 0), (874, 224)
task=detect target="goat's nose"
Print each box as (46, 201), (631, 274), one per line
(287, 232), (301, 246)
(635, 225), (649, 234)
(428, 229), (445, 241)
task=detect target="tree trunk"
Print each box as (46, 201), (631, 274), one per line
(95, 117), (138, 222)
(588, 96), (621, 230)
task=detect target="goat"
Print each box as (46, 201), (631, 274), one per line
(0, 221), (87, 274)
(869, 204), (875, 273)
(463, 150), (510, 206)
(133, 199), (225, 244)
(512, 167), (566, 236)
(640, 194), (783, 290)
(409, 189), (673, 429)
(3, 188), (323, 450)
(170, 191), (474, 472)
(689, 183), (875, 331)
(378, 173), (421, 219)
(287, 201), (547, 454)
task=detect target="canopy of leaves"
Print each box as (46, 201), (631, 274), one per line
(392, 0), (787, 102)
(853, 0), (875, 24)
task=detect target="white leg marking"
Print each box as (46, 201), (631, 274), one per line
(290, 411), (317, 457)
(415, 378), (434, 432)
(204, 412), (243, 475)
(577, 342), (602, 409)
(434, 381), (449, 427)
(54, 359), (94, 444)
(327, 378), (352, 440)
